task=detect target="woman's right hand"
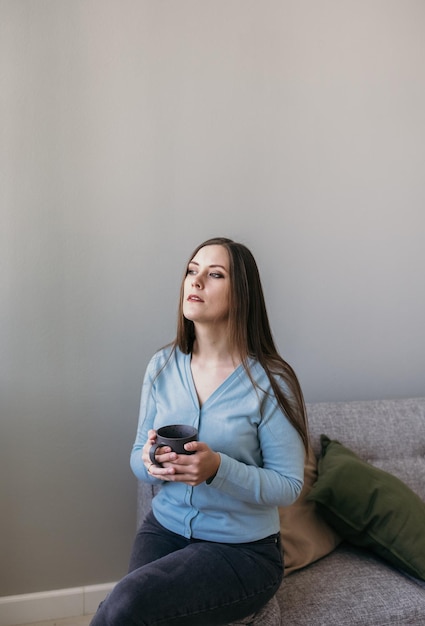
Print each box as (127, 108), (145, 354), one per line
(142, 429), (178, 478)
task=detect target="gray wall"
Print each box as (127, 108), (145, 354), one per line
(1, 0), (424, 596)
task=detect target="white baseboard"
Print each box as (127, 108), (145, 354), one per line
(0, 582), (116, 626)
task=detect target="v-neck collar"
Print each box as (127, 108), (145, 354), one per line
(184, 353), (244, 410)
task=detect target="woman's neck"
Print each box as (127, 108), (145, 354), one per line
(191, 326), (240, 367)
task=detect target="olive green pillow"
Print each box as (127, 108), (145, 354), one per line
(307, 435), (425, 580)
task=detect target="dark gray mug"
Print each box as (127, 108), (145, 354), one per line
(149, 424), (198, 467)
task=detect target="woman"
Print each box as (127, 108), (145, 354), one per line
(91, 237), (308, 626)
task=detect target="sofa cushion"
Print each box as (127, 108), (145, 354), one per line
(306, 398), (425, 463)
(227, 594), (281, 625)
(279, 543), (425, 626)
(307, 435), (425, 580)
(279, 444), (341, 575)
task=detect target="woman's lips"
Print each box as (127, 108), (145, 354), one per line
(187, 295), (204, 302)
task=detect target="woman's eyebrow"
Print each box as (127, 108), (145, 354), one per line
(188, 261), (228, 271)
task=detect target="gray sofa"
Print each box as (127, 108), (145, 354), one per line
(137, 397), (425, 625)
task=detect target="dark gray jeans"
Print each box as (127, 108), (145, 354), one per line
(90, 511), (283, 626)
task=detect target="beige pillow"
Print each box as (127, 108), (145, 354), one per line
(279, 444), (341, 575)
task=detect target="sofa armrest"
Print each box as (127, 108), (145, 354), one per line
(136, 481), (160, 530)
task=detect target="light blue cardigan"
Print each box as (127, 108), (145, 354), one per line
(130, 346), (304, 543)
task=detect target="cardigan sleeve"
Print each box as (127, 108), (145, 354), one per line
(130, 354), (164, 485)
(206, 390), (305, 507)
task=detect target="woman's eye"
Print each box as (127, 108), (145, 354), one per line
(187, 269), (196, 275)
(210, 272), (224, 279)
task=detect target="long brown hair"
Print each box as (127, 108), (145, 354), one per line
(174, 237), (309, 452)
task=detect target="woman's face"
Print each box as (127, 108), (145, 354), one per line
(183, 245), (231, 326)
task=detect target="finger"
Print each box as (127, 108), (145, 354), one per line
(147, 429), (157, 443)
(184, 441), (206, 453)
(149, 463), (176, 479)
(155, 448), (176, 464)
(165, 470), (201, 486)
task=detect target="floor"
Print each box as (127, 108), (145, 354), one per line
(17, 616), (94, 626)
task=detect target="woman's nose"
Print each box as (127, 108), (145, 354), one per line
(192, 276), (202, 288)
